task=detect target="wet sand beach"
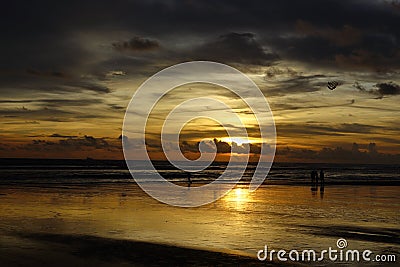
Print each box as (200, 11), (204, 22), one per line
(1, 232), (275, 267)
(0, 183), (399, 266)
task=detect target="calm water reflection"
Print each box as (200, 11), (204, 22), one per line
(0, 184), (398, 258)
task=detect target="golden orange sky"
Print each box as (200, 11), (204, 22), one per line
(1, 1), (399, 163)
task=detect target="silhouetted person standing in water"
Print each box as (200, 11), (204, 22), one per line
(310, 170), (317, 191)
(311, 171), (315, 184)
(187, 172), (192, 187)
(315, 170), (319, 186)
(319, 170), (325, 199)
(320, 170), (325, 186)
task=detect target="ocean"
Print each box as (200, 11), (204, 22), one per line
(0, 158), (399, 265)
(0, 158), (399, 185)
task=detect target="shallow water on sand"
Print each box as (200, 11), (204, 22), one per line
(0, 184), (398, 263)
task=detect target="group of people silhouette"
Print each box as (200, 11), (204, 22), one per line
(311, 169), (324, 186)
(311, 170), (325, 198)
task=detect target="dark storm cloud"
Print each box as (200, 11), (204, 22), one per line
(277, 143), (400, 164)
(2, 0), (399, 75)
(2, 120), (40, 125)
(49, 133), (78, 138)
(376, 82), (400, 95)
(131, 135), (400, 163)
(26, 69), (68, 78)
(353, 81), (367, 92)
(2, 69), (109, 96)
(265, 67), (298, 79)
(213, 139), (231, 153)
(295, 20), (362, 47)
(179, 138), (265, 155)
(0, 0), (399, 146)
(263, 71), (336, 96)
(338, 123), (385, 134)
(112, 36), (160, 52)
(27, 133), (78, 138)
(262, 2), (400, 71)
(1, 69), (111, 97)
(192, 33), (278, 65)
(0, 103), (116, 122)
(388, 0), (400, 9)
(0, 99), (101, 110)
(108, 104), (125, 110)
(272, 18), (399, 71)
(72, 82), (110, 93)
(23, 135), (121, 152)
(0, 108), (75, 122)
(271, 99), (356, 112)
(277, 123), (385, 137)
(353, 81), (400, 97)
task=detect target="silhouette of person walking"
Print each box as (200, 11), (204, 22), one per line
(315, 170), (319, 186)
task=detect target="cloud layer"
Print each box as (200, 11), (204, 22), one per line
(0, 0), (399, 160)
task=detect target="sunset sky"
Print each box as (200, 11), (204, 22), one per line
(1, 0), (399, 163)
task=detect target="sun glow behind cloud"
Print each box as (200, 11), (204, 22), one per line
(220, 137), (255, 146)
(1, 0), (399, 161)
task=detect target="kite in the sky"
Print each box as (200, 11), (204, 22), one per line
(327, 81), (339, 90)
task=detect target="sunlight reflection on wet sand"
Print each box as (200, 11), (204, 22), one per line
(0, 184), (398, 257)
